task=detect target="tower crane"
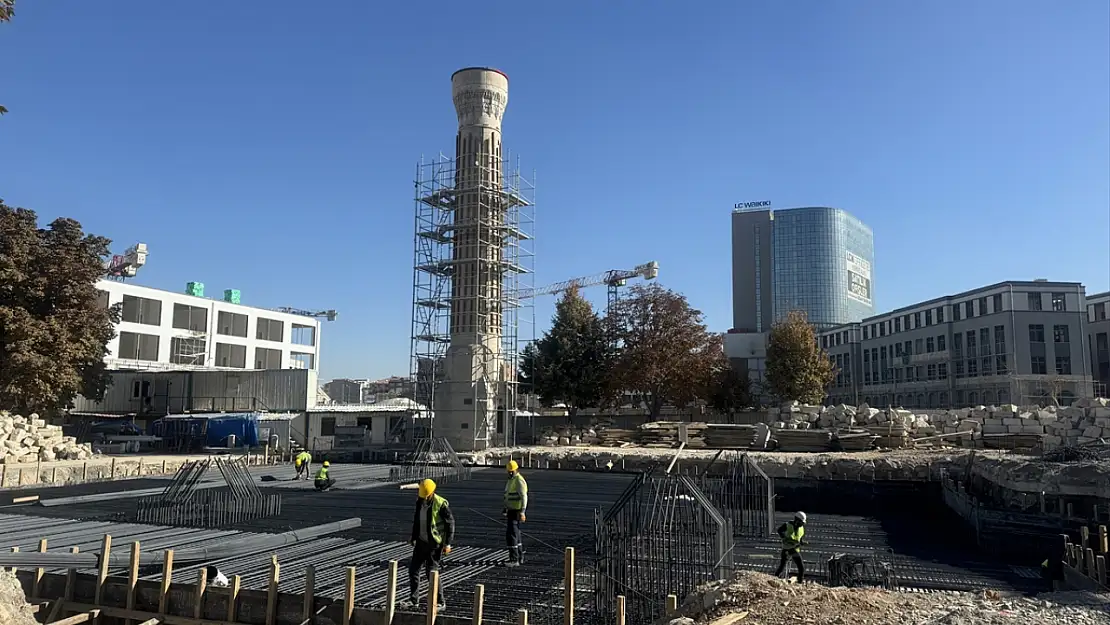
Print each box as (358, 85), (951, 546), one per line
(275, 308), (339, 322)
(514, 261), (659, 311)
(104, 243), (148, 281)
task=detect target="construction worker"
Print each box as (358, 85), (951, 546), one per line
(503, 460), (528, 566)
(409, 478), (454, 610)
(314, 461), (335, 491)
(294, 450), (312, 480)
(773, 511), (809, 581)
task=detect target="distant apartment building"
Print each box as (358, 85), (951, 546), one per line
(323, 376), (415, 405)
(1087, 291), (1110, 395)
(96, 280), (321, 372)
(817, 280), (1095, 408)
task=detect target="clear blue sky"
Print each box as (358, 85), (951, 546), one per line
(3, 1), (1108, 381)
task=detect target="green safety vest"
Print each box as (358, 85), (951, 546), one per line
(296, 452), (311, 466)
(428, 494), (449, 544)
(781, 522), (805, 550)
(314, 466), (328, 481)
(505, 473), (528, 511)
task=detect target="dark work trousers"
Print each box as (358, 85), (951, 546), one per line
(295, 464), (307, 480)
(314, 478), (335, 491)
(409, 541), (445, 604)
(505, 510), (524, 562)
(774, 548), (805, 580)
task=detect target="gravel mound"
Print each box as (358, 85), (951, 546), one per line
(667, 571), (1110, 625)
(0, 570), (38, 625)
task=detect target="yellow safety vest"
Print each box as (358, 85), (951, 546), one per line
(428, 494), (449, 544)
(296, 452), (311, 466)
(314, 466), (328, 481)
(505, 473), (528, 511)
(781, 522), (805, 550)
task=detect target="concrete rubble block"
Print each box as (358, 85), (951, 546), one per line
(1082, 426), (1102, 439)
(982, 424), (1008, 434)
(957, 420), (980, 433)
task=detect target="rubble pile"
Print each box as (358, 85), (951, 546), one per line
(0, 413), (94, 463)
(0, 570), (37, 625)
(639, 421), (708, 448)
(535, 422), (606, 447)
(665, 570), (1110, 625)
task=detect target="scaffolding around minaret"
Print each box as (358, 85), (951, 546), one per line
(409, 153), (535, 451)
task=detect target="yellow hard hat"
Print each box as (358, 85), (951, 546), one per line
(506, 460), (519, 473)
(323, 461), (330, 467)
(418, 478), (437, 499)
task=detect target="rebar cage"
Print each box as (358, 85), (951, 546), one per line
(135, 457), (281, 528)
(698, 452), (776, 539)
(594, 471), (734, 625)
(385, 437), (473, 485)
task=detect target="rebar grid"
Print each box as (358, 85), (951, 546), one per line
(134, 457), (280, 528)
(382, 437), (473, 486)
(698, 453), (775, 538)
(594, 473), (734, 625)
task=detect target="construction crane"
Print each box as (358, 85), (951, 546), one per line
(104, 243), (148, 281)
(276, 308), (339, 322)
(515, 261), (659, 311)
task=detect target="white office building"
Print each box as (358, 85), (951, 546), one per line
(96, 280), (322, 372)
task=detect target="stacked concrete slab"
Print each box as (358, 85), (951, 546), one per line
(0, 413), (94, 463)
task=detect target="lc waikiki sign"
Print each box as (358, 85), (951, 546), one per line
(846, 251), (873, 307)
(734, 200), (772, 210)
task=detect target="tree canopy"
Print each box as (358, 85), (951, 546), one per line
(764, 310), (836, 405)
(0, 201), (120, 414)
(522, 285), (609, 416)
(606, 283), (717, 418)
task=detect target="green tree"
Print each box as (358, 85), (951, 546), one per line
(706, 335), (753, 420)
(525, 286), (609, 417)
(764, 310), (836, 404)
(0, 201), (120, 414)
(606, 283), (717, 419)
(1, 0), (14, 116)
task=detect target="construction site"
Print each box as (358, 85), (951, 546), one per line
(0, 66), (1108, 625)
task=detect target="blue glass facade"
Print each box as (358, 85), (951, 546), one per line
(770, 207), (874, 329)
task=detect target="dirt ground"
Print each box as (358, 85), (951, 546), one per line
(0, 570), (38, 625)
(665, 571), (1110, 625)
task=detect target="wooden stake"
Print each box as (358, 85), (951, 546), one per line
(110, 458), (116, 479)
(666, 594), (678, 617)
(65, 547), (79, 602)
(1082, 526), (1090, 550)
(344, 566), (357, 625)
(11, 495), (38, 504)
(1086, 548), (1097, 580)
(127, 542), (140, 625)
(385, 560), (398, 625)
(95, 535), (112, 606)
(158, 549), (174, 614)
(1099, 525), (1108, 555)
(227, 575), (241, 622)
(426, 569), (440, 625)
(616, 595), (626, 625)
(34, 539), (47, 599)
(194, 567), (208, 619)
(472, 583), (485, 625)
(302, 565), (316, 622)
(1097, 555), (1107, 587)
(266, 556), (280, 625)
(564, 547), (575, 625)
(8, 546), (16, 575)
(517, 609), (529, 625)
(82, 462), (88, 481)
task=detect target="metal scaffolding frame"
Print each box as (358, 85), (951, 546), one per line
(408, 153), (535, 448)
(593, 471), (734, 625)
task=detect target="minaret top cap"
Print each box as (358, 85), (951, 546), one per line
(451, 67), (508, 80)
(452, 68), (509, 129)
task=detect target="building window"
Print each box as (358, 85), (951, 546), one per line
(927, 364), (937, 380)
(965, 301), (974, 319)
(254, 347), (282, 369)
(1055, 356), (1072, 375)
(995, 355), (1007, 375)
(121, 295), (162, 326)
(1051, 293), (1066, 311)
(1053, 325), (1070, 343)
(952, 305), (961, 321)
(215, 343), (247, 368)
(915, 338), (924, 354)
(218, 311), (249, 337)
(981, 356), (993, 375)
(979, 328), (992, 356)
(1030, 356), (1047, 375)
(966, 331), (977, 357)
(357, 416), (373, 430)
(977, 297), (987, 316)
(97, 289), (110, 309)
(172, 303), (208, 332)
(926, 337), (935, 353)
(938, 363), (948, 380)
(1028, 292), (1042, 311)
(880, 323), (887, 337)
(118, 331), (159, 361)
(1029, 324), (1045, 343)
(936, 307), (944, 323)
(292, 324), (316, 347)
(925, 309), (933, 326)
(256, 318), (285, 342)
(992, 294), (1002, 314)
(967, 359), (978, 377)
(952, 333), (962, 355)
(903, 340), (912, 355)
(290, 352), (315, 369)
(169, 336), (206, 365)
(955, 360), (965, 378)
(1095, 302), (1107, 321)
(937, 335), (946, 351)
(320, 417), (336, 437)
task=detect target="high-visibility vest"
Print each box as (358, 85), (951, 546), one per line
(505, 473), (528, 510)
(781, 522), (805, 550)
(428, 494), (449, 544)
(296, 452), (311, 466)
(314, 466), (328, 481)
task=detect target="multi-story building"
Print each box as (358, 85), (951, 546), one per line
(1087, 291), (1110, 395)
(322, 378), (368, 405)
(728, 205), (875, 398)
(96, 280), (321, 372)
(818, 280), (1095, 408)
(323, 376), (415, 405)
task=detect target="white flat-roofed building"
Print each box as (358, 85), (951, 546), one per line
(95, 280), (322, 373)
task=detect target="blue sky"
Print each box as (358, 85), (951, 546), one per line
(3, 1), (1108, 381)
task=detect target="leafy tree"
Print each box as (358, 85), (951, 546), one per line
(706, 335), (753, 420)
(764, 310), (836, 404)
(606, 283), (717, 419)
(0, 201), (120, 414)
(1, 0), (13, 116)
(524, 286), (609, 417)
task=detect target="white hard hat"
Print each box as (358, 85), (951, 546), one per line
(794, 511), (807, 523)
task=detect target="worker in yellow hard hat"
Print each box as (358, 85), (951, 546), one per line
(294, 450), (312, 481)
(313, 461), (335, 491)
(408, 478), (454, 610)
(503, 460), (528, 566)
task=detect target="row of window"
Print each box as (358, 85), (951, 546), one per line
(110, 293), (316, 346)
(1028, 323), (1070, 344)
(1091, 301), (1108, 322)
(856, 291), (1070, 341)
(830, 387), (1080, 410)
(116, 331), (315, 369)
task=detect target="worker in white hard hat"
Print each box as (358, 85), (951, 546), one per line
(503, 460), (529, 566)
(408, 478), (454, 610)
(773, 511), (809, 581)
